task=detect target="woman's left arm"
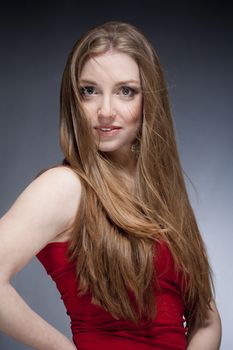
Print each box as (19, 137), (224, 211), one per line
(187, 300), (222, 350)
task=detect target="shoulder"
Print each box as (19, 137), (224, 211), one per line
(1, 164), (82, 241)
(0, 165), (82, 280)
(35, 166), (83, 242)
(31, 165), (82, 220)
(34, 165), (81, 192)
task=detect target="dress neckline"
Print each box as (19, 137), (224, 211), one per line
(46, 240), (69, 246)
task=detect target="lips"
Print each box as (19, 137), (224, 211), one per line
(94, 125), (122, 137)
(94, 125), (121, 131)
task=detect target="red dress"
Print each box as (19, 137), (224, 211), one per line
(36, 241), (187, 349)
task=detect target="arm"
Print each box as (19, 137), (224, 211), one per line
(187, 300), (222, 350)
(0, 166), (81, 350)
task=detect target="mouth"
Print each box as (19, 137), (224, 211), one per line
(94, 126), (122, 137)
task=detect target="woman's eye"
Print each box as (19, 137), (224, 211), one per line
(120, 86), (136, 97)
(80, 86), (96, 96)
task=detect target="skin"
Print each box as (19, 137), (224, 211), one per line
(80, 51), (222, 349)
(187, 300), (222, 349)
(0, 50), (221, 349)
(0, 167), (81, 349)
(79, 50), (143, 176)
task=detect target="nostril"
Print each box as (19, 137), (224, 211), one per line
(97, 110), (116, 119)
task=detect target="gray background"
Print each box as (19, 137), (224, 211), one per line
(0, 1), (232, 349)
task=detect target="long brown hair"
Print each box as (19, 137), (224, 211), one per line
(59, 21), (214, 331)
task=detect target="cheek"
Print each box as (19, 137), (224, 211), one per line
(125, 105), (142, 125)
(121, 100), (142, 125)
(81, 102), (97, 122)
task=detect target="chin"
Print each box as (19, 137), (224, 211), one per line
(98, 143), (131, 155)
(96, 142), (119, 153)
(98, 147), (118, 153)
(96, 139), (133, 154)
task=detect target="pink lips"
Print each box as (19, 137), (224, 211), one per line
(94, 125), (121, 130)
(94, 125), (122, 137)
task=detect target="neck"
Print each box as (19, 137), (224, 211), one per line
(100, 147), (138, 192)
(104, 147), (137, 175)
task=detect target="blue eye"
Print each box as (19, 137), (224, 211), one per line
(120, 86), (136, 97)
(80, 86), (96, 96)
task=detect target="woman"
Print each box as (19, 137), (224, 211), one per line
(0, 21), (221, 349)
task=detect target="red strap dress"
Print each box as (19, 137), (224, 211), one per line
(36, 240), (187, 349)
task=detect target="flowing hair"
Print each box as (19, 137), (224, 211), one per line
(58, 21), (214, 331)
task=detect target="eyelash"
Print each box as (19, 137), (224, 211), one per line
(79, 86), (137, 98)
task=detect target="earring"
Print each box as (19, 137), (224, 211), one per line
(131, 141), (140, 156)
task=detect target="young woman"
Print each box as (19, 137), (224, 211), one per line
(0, 21), (221, 349)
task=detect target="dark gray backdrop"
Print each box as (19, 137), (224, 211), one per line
(0, 1), (232, 349)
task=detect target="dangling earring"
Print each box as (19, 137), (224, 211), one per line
(131, 141), (140, 157)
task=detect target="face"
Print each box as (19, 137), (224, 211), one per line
(79, 51), (142, 155)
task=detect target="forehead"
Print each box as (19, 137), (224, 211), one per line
(80, 51), (140, 83)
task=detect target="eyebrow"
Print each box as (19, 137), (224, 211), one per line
(79, 79), (141, 86)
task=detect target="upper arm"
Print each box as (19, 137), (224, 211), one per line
(0, 166), (81, 282)
(187, 299), (222, 345)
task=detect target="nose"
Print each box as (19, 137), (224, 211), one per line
(97, 95), (116, 121)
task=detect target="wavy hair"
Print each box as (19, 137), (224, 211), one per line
(58, 21), (214, 331)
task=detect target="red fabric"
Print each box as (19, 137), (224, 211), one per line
(36, 241), (187, 349)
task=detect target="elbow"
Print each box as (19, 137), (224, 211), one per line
(209, 300), (222, 335)
(187, 300), (222, 349)
(0, 273), (11, 287)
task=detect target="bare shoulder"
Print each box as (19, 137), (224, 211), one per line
(33, 165), (82, 235)
(35, 165), (81, 190)
(0, 165), (81, 282)
(14, 165), (82, 228)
